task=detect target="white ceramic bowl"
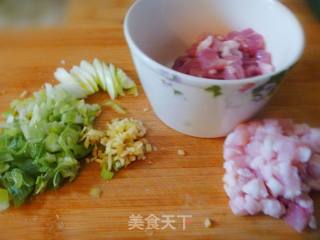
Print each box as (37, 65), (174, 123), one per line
(124, 0), (305, 138)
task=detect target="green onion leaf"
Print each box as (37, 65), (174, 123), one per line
(0, 188), (9, 211)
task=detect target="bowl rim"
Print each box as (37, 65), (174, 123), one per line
(124, 0), (305, 86)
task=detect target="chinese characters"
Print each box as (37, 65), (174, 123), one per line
(128, 214), (192, 231)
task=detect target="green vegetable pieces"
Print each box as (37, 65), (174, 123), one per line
(0, 84), (101, 207)
(54, 59), (138, 99)
(0, 188), (9, 211)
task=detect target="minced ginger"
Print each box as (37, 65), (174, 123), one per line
(82, 118), (151, 179)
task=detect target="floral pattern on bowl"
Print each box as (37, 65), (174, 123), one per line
(205, 85), (223, 98)
(239, 83), (257, 93)
(252, 71), (287, 102)
(158, 69), (182, 83)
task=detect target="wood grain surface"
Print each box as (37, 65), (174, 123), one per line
(0, 0), (319, 239)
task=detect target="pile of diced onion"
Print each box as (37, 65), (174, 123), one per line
(173, 28), (274, 80)
(223, 119), (320, 232)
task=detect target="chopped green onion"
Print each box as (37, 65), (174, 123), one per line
(55, 59), (138, 99)
(100, 164), (114, 181)
(89, 186), (102, 199)
(0, 188), (9, 211)
(0, 84), (100, 206)
(104, 100), (127, 114)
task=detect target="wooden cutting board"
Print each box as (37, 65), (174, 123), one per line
(0, 0), (319, 239)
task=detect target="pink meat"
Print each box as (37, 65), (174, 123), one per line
(172, 28), (274, 80)
(284, 203), (311, 232)
(223, 119), (320, 232)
